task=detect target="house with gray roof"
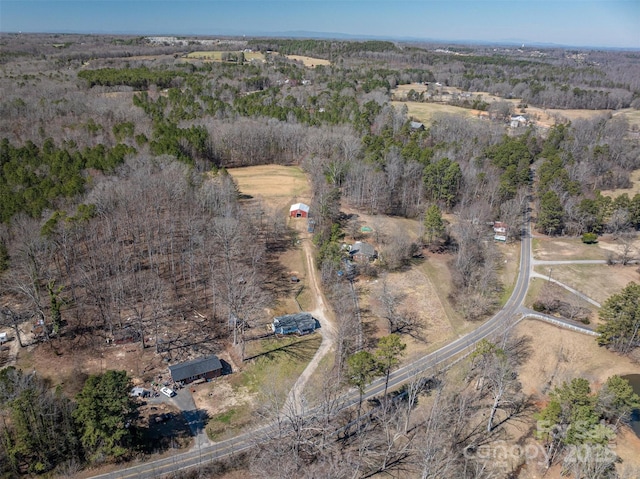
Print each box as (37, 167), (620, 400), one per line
(349, 241), (377, 262)
(272, 313), (318, 335)
(168, 355), (223, 384)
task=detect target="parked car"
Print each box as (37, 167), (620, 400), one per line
(160, 386), (176, 398)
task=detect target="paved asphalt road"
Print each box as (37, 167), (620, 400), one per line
(90, 215), (596, 479)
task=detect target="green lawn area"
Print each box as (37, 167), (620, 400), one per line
(206, 334), (321, 440)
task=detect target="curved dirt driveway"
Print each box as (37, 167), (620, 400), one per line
(285, 232), (336, 414)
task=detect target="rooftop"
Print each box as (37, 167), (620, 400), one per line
(168, 355), (222, 382)
(273, 312), (317, 331)
(290, 202), (310, 213)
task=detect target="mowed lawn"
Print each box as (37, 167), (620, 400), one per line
(227, 164), (310, 211)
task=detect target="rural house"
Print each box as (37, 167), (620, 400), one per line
(349, 241), (377, 262)
(493, 221), (508, 241)
(289, 202), (310, 218)
(509, 115), (528, 128)
(272, 313), (318, 335)
(168, 355), (223, 384)
(0, 332), (7, 344)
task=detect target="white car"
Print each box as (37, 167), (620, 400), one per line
(160, 386), (176, 398)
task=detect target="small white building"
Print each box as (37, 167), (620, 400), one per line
(0, 332), (7, 344)
(510, 115), (528, 128)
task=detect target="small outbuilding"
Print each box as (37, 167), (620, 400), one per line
(290, 203), (310, 218)
(272, 313), (318, 336)
(0, 332), (7, 344)
(130, 386), (150, 398)
(509, 115), (528, 128)
(168, 355), (223, 384)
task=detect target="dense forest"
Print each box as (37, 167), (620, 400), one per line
(1, 33), (640, 477)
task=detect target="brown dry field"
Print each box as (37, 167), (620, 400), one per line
(532, 234), (640, 307)
(185, 51), (265, 62)
(619, 108), (640, 129)
(227, 164), (310, 211)
(534, 263), (639, 306)
(286, 54), (331, 67)
(391, 100), (480, 125)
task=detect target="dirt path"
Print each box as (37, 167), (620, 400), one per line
(285, 232), (336, 414)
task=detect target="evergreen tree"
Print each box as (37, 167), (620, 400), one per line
(423, 204), (446, 246)
(537, 190), (564, 235)
(596, 282), (640, 354)
(73, 370), (136, 461)
(375, 334), (406, 397)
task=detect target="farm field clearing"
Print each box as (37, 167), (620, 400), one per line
(185, 50), (265, 62)
(228, 164), (310, 211)
(286, 54), (330, 67)
(392, 83), (616, 128)
(391, 100), (480, 124)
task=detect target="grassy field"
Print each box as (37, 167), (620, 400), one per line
(616, 108), (640, 129)
(532, 236), (610, 261)
(203, 334), (321, 440)
(286, 54), (330, 67)
(391, 100), (480, 125)
(392, 83), (618, 129)
(227, 164), (310, 211)
(534, 263), (637, 306)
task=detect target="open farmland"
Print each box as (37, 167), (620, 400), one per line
(185, 50), (265, 62)
(392, 83), (616, 128)
(391, 100), (481, 124)
(286, 54), (331, 67)
(227, 164), (310, 211)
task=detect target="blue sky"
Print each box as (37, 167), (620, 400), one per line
(1, 1), (639, 48)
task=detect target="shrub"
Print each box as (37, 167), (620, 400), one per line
(582, 232), (598, 244)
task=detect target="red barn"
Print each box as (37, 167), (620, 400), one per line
(289, 203), (310, 218)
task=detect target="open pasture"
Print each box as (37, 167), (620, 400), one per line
(392, 83), (617, 128)
(227, 164), (310, 211)
(185, 50), (265, 62)
(391, 100), (480, 125)
(286, 55), (331, 67)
